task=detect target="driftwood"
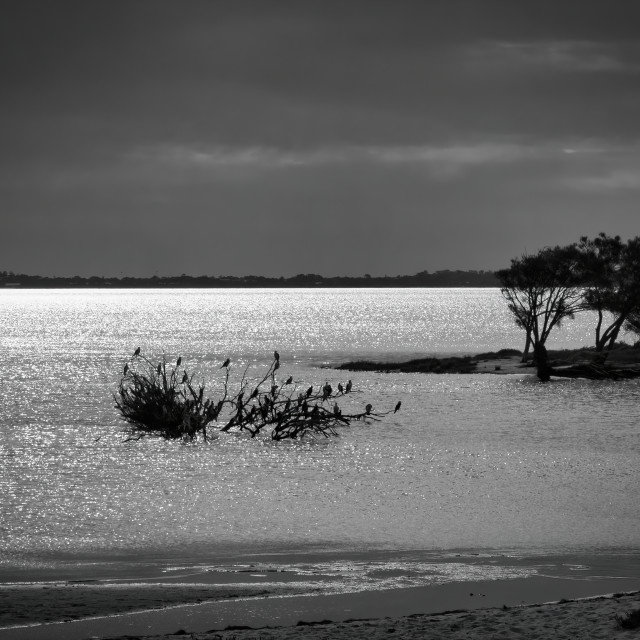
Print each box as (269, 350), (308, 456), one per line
(546, 363), (640, 380)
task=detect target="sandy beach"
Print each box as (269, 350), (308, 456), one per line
(1, 570), (638, 640)
(109, 592), (640, 640)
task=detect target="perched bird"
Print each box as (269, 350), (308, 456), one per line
(134, 347), (141, 357)
(322, 383), (332, 399)
(221, 358), (231, 368)
(333, 403), (340, 416)
(365, 403), (372, 415)
(176, 356), (182, 367)
(338, 382), (344, 393)
(306, 385), (313, 398)
(274, 350), (280, 361)
(123, 363), (129, 375)
(250, 387), (259, 399)
(394, 401), (402, 413)
(285, 376), (293, 385)
(181, 371), (188, 384)
(346, 380), (352, 393)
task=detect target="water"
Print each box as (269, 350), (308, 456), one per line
(0, 289), (639, 607)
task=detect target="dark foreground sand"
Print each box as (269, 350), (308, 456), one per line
(112, 592), (640, 640)
(1, 576), (638, 640)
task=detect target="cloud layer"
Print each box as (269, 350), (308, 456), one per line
(2, 1), (640, 276)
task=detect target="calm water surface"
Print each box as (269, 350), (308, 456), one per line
(1, 289), (638, 594)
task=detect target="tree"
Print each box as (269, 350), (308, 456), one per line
(115, 349), (398, 442)
(496, 245), (584, 379)
(624, 311), (640, 342)
(578, 234), (640, 355)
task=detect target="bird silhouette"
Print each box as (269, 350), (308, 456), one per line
(274, 350), (280, 361)
(221, 358), (230, 368)
(123, 363), (129, 375)
(176, 357), (182, 367)
(394, 401), (402, 413)
(285, 375), (293, 385)
(338, 382), (344, 393)
(181, 371), (188, 384)
(346, 380), (352, 393)
(134, 347), (141, 357)
(306, 385), (313, 397)
(365, 403), (372, 414)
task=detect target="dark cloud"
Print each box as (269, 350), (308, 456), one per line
(2, 1), (640, 276)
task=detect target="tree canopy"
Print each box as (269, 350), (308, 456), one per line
(497, 234), (640, 379)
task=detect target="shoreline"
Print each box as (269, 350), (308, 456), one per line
(336, 344), (640, 376)
(1, 582), (638, 640)
(1, 563), (638, 639)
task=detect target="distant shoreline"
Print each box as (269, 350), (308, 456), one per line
(0, 270), (499, 289)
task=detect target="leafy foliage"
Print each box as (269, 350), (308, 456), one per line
(496, 245), (584, 365)
(577, 234), (640, 352)
(115, 349), (398, 442)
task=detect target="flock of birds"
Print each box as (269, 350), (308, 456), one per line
(126, 347), (401, 416)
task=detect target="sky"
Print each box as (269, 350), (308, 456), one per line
(2, 0), (640, 277)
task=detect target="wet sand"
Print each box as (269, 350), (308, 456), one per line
(1, 573), (638, 640)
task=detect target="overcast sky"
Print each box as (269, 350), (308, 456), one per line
(2, 1), (639, 277)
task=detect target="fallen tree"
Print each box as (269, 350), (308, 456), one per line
(115, 349), (399, 441)
(546, 364), (640, 380)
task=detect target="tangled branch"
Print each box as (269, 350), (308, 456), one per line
(114, 349), (400, 442)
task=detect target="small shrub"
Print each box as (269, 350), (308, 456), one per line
(115, 349), (398, 442)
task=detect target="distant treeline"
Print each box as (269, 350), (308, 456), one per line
(0, 270), (499, 288)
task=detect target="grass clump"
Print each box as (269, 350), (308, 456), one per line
(615, 607), (640, 630)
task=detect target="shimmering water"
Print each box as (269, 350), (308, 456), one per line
(1, 289), (639, 591)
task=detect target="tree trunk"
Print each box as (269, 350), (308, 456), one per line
(534, 343), (551, 382)
(521, 331), (532, 363)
